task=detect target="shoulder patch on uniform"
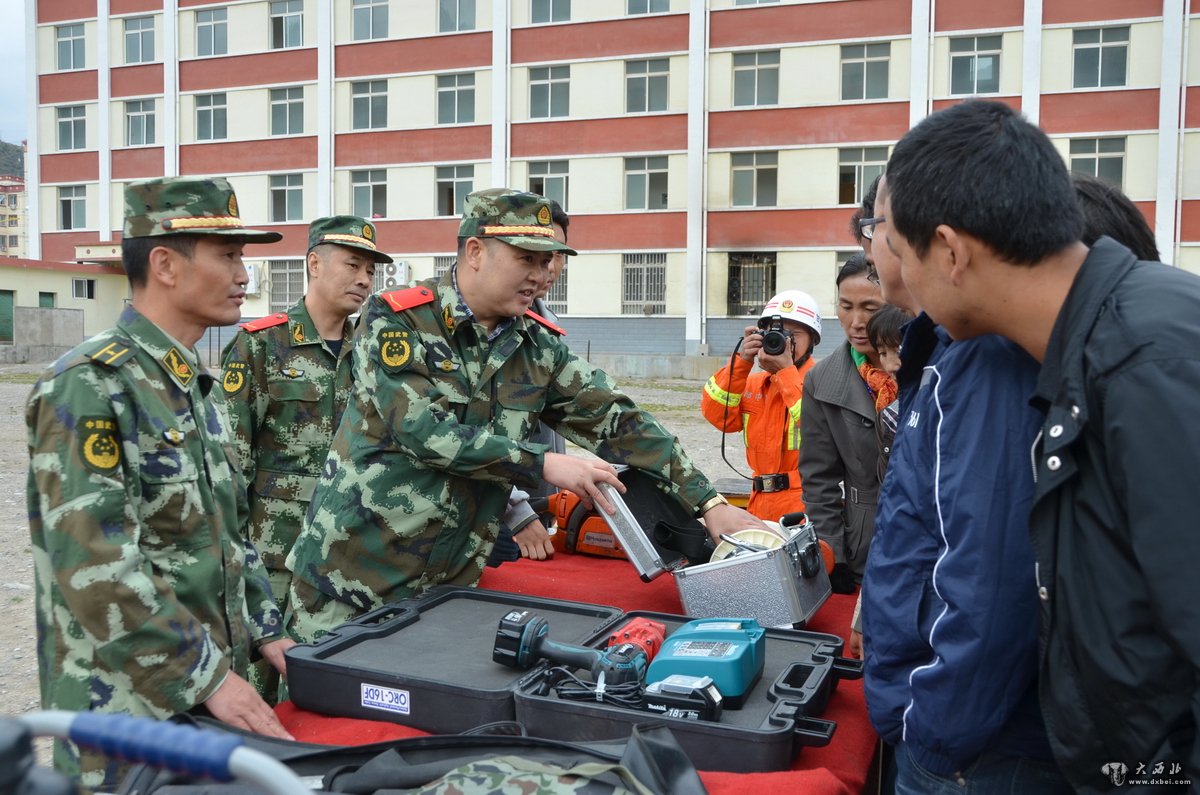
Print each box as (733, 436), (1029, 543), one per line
(241, 313), (289, 332)
(377, 327), (413, 371)
(524, 309), (566, 337)
(381, 287), (436, 313)
(78, 416), (121, 475)
(89, 340), (135, 368)
(222, 361), (249, 394)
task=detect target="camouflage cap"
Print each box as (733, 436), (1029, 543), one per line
(308, 215), (393, 263)
(123, 176), (283, 242)
(458, 188), (577, 255)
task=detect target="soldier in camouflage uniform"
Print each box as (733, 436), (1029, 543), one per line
(25, 177), (295, 787)
(221, 216), (391, 699)
(285, 188), (768, 642)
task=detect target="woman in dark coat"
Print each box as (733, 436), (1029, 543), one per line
(799, 255), (887, 591)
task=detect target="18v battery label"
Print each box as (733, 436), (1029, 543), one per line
(361, 683), (410, 714)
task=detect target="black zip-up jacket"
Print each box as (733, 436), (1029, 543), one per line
(1030, 237), (1200, 793)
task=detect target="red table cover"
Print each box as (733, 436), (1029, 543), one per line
(277, 553), (877, 795)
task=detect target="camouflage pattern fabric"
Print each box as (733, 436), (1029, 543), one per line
(220, 299), (355, 698)
(411, 755), (656, 795)
(25, 306), (282, 787)
(285, 272), (718, 641)
(123, 176), (281, 241)
(457, 188), (577, 255)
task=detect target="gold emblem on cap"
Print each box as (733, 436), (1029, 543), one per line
(228, 194), (239, 217)
(537, 205), (552, 225)
(362, 224), (374, 241)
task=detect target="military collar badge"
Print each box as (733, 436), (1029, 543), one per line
(162, 347), (194, 388)
(292, 323), (306, 344)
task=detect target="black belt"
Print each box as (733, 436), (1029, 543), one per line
(752, 473), (792, 493)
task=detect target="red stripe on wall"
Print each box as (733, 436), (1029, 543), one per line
(112, 147), (164, 180)
(111, 63), (163, 99)
(931, 95), (1023, 113)
(512, 15), (688, 63)
(1040, 89), (1158, 134)
(179, 49), (317, 92)
(39, 71), (98, 104)
(710, 0), (911, 49)
(1181, 200), (1200, 243)
(41, 152), (99, 183)
(40, 231), (106, 264)
(335, 127), (491, 166)
(180, 138), (318, 174)
(708, 208), (855, 248)
(371, 218), (463, 254)
(1132, 201), (1156, 234)
(935, 0), (1023, 30)
(0, 256), (125, 275)
(1044, 0), (1164, 25)
(1186, 87), (1200, 129)
(110, 0), (163, 14)
(336, 33), (491, 78)
(709, 103), (909, 149)
(511, 115), (687, 157)
(571, 212), (687, 251)
(38, 0), (95, 23)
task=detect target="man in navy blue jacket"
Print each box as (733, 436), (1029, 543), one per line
(861, 175), (1069, 793)
(884, 99), (1200, 793)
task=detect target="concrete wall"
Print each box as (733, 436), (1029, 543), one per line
(0, 306), (85, 363)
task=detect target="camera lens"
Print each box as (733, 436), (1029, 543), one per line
(762, 329), (788, 356)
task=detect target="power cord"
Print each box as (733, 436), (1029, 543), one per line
(718, 337), (755, 481)
(547, 667), (645, 710)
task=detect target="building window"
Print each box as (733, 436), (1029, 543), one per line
(622, 253), (666, 315)
(436, 73), (475, 124)
(352, 80), (388, 129)
(56, 24), (85, 70)
(838, 147), (887, 205)
(950, 35), (1001, 95)
(625, 156), (668, 210)
(727, 252), (776, 315)
(196, 93), (227, 141)
(531, 0), (570, 24)
(841, 42), (889, 100)
(352, 169), (387, 218)
(6, 216), (16, 227)
(270, 174), (303, 222)
(268, 260), (304, 313)
(353, 0), (388, 41)
(8, 235), (18, 248)
(1069, 137), (1125, 189)
(545, 267), (567, 314)
(124, 16), (155, 64)
(196, 8), (228, 56)
(125, 99), (155, 146)
(627, 0), (668, 12)
(39, 292), (56, 308)
(57, 105), (85, 151)
(434, 255), (454, 278)
(529, 160), (568, 210)
(439, 0), (475, 32)
(733, 50), (779, 106)
(530, 65), (570, 119)
(731, 151), (777, 207)
(436, 165), (474, 216)
(270, 87), (304, 135)
(1073, 27), (1128, 89)
(626, 59), (669, 113)
(6, 195), (14, 208)
(72, 278), (97, 300)
(59, 186), (85, 230)
(270, 0), (303, 49)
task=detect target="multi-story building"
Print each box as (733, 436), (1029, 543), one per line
(0, 175), (27, 259)
(25, 0), (1200, 356)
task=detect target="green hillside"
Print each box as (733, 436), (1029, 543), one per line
(0, 141), (24, 178)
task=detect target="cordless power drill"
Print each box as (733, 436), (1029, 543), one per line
(492, 609), (648, 686)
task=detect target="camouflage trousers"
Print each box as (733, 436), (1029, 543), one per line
(286, 576), (360, 645)
(248, 567), (293, 703)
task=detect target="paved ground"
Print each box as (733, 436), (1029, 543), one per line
(0, 362), (748, 728)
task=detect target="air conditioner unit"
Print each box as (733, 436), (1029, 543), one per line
(378, 260), (409, 291)
(245, 262), (260, 296)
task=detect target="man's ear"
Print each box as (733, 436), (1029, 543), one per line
(146, 244), (180, 288)
(462, 237), (486, 272)
(934, 225), (973, 285)
(307, 249), (321, 280)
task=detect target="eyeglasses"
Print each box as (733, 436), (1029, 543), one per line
(858, 215), (885, 241)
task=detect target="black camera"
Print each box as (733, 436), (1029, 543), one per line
(756, 315), (790, 356)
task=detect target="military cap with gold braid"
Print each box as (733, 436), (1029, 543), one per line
(123, 176), (282, 242)
(458, 188), (577, 255)
(308, 215), (393, 263)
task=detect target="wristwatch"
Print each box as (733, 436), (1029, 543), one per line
(696, 493), (730, 517)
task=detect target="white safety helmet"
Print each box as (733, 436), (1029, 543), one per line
(759, 290), (822, 345)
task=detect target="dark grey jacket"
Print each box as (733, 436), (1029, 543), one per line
(799, 342), (879, 576)
(1030, 237), (1200, 793)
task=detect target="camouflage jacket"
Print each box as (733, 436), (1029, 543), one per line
(25, 307), (282, 759)
(287, 272), (718, 613)
(220, 298), (355, 571)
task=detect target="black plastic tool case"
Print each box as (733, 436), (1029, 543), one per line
(286, 587), (861, 772)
